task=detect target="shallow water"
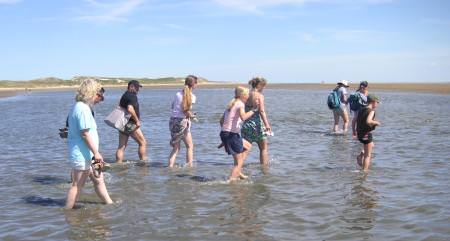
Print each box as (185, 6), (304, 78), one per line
(0, 88), (449, 241)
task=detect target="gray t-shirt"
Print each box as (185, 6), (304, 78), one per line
(336, 86), (348, 109)
(357, 91), (368, 106)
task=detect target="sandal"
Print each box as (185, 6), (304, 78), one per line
(91, 159), (103, 178)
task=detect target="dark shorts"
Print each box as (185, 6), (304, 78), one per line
(220, 131), (244, 155)
(120, 121), (138, 136)
(358, 132), (373, 145)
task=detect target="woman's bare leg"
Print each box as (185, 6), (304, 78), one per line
(131, 128), (147, 161)
(257, 139), (269, 165)
(90, 172), (113, 205)
(65, 169), (89, 209)
(182, 131), (194, 167)
(116, 132), (129, 163)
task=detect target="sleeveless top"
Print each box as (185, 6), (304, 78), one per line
(357, 107), (376, 139)
(241, 91), (266, 143)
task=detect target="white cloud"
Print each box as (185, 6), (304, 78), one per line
(164, 23), (184, 30)
(131, 23), (185, 32)
(213, 0), (394, 13)
(32, 17), (60, 23)
(0, 0), (21, 4)
(320, 29), (373, 42)
(296, 28), (384, 44)
(300, 33), (317, 43)
(132, 25), (158, 32)
(144, 36), (188, 46)
(74, 0), (145, 23)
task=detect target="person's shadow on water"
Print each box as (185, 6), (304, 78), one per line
(65, 206), (111, 241)
(339, 173), (379, 233)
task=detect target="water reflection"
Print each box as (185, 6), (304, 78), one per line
(65, 207), (111, 241)
(260, 164), (270, 176)
(341, 173), (378, 232)
(226, 183), (271, 240)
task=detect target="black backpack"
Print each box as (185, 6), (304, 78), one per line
(348, 93), (363, 111)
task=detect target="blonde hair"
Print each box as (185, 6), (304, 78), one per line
(75, 78), (102, 104)
(226, 86), (249, 110)
(182, 75), (198, 112)
(248, 76), (267, 89)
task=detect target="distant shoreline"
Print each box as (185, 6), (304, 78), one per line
(1, 82), (449, 99)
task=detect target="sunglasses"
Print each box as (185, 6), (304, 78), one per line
(96, 87), (105, 101)
(97, 93), (104, 101)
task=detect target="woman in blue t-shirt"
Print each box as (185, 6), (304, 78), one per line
(65, 79), (113, 209)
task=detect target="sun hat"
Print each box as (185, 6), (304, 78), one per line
(360, 81), (369, 87)
(128, 80), (143, 89)
(337, 80), (349, 87)
(367, 94), (380, 103)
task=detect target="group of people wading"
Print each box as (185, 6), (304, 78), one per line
(64, 76), (272, 209)
(330, 80), (381, 173)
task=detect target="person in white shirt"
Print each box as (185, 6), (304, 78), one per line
(168, 75), (198, 168)
(332, 80), (350, 133)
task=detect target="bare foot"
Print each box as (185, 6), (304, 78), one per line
(239, 172), (248, 179)
(228, 177), (240, 182)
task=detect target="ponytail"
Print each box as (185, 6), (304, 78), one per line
(248, 76), (267, 89)
(226, 98), (238, 111)
(181, 75), (198, 112)
(182, 86), (191, 112)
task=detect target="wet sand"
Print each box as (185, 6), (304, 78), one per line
(265, 83), (450, 94)
(0, 89), (22, 99)
(1, 82), (449, 99)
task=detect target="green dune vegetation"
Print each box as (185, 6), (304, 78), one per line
(0, 76), (212, 89)
(1, 76), (449, 95)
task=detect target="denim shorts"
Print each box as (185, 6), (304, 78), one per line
(220, 131), (244, 155)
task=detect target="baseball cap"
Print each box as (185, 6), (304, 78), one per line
(337, 79), (349, 87)
(367, 94), (380, 103)
(128, 80), (142, 89)
(360, 81), (369, 87)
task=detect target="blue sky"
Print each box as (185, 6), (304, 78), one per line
(1, 0), (449, 83)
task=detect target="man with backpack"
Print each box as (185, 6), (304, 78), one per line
(349, 81), (369, 138)
(328, 80), (349, 133)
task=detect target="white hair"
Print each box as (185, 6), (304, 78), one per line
(75, 78), (102, 104)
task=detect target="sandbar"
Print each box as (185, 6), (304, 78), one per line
(1, 82), (449, 99)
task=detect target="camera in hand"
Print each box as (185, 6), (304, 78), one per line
(59, 127), (68, 138)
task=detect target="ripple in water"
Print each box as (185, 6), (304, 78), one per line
(0, 89), (449, 240)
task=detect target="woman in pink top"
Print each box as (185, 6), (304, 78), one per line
(219, 86), (257, 181)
